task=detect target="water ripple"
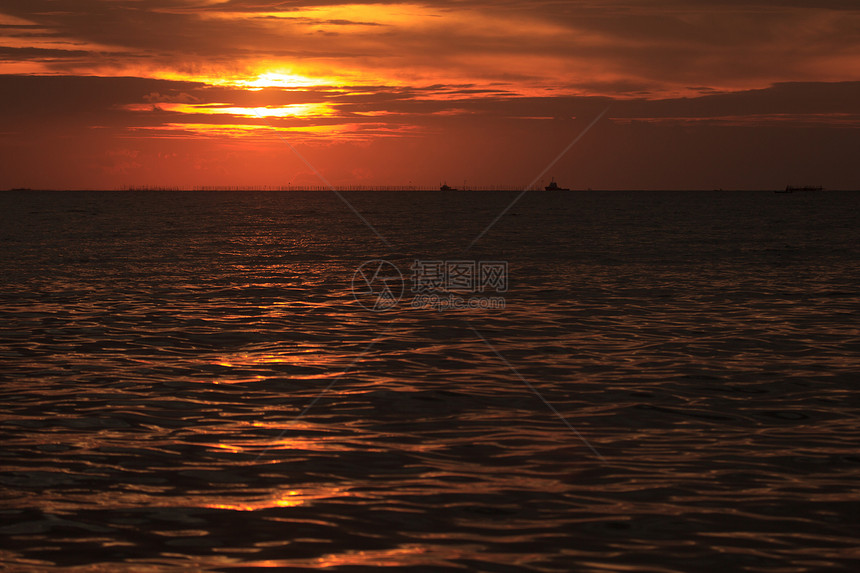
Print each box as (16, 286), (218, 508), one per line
(1, 190), (858, 571)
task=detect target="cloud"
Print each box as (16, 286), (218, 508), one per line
(143, 91), (205, 104)
(3, 74), (858, 140)
(2, 0), (858, 97)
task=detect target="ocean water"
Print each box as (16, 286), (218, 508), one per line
(0, 189), (858, 571)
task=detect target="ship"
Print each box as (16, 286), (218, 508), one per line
(776, 185), (824, 193)
(545, 178), (570, 191)
(440, 182), (457, 191)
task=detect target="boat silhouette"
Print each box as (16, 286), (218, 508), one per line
(440, 182), (457, 191)
(544, 178), (570, 191)
(776, 185), (824, 193)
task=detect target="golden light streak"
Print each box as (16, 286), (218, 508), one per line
(203, 486), (347, 511)
(130, 123), (271, 139)
(130, 122), (409, 141)
(146, 68), (343, 90)
(214, 351), (324, 369)
(195, 4), (438, 28)
(236, 72), (335, 90)
(125, 102), (334, 119)
(195, 3), (576, 40)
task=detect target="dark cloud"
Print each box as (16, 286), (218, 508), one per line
(0, 75), (202, 115)
(0, 46), (92, 58)
(2, 0), (857, 92)
(3, 74), (858, 132)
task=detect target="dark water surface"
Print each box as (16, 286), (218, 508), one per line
(1, 190), (859, 571)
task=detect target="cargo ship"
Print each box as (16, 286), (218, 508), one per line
(776, 185), (824, 193)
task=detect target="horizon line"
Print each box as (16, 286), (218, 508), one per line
(3, 186), (847, 193)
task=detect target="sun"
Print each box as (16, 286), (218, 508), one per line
(235, 72), (334, 90)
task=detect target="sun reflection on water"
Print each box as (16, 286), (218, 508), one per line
(213, 351), (323, 369)
(204, 486), (347, 511)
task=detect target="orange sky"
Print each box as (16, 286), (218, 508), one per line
(1, 1), (859, 189)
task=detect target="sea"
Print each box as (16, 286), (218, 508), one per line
(1, 189), (858, 571)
